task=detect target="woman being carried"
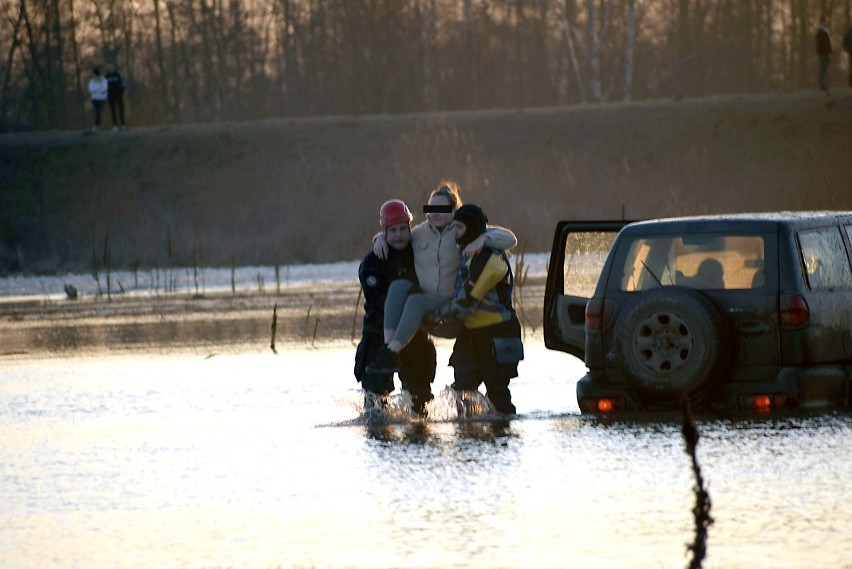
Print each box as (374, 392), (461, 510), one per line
(367, 180), (517, 374)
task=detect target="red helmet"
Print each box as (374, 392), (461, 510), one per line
(379, 199), (413, 229)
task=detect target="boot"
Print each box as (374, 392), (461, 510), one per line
(365, 346), (400, 374)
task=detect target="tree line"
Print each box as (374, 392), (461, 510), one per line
(2, 0), (851, 132)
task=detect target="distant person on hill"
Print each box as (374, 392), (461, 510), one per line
(843, 20), (852, 87)
(87, 67), (108, 131)
(366, 181), (517, 377)
(105, 63), (127, 130)
(816, 16), (833, 93)
(355, 199), (436, 417)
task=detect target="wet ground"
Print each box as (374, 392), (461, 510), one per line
(2, 342), (851, 569)
(1, 270), (851, 568)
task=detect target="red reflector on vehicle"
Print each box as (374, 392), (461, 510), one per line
(581, 398), (625, 413)
(780, 294), (809, 327)
(752, 395), (772, 412)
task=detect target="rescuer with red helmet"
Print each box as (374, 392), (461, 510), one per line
(355, 199), (436, 416)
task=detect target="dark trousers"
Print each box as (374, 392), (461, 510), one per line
(355, 329), (436, 411)
(818, 55), (830, 91)
(109, 96), (125, 127)
(92, 100), (105, 126)
(449, 319), (522, 415)
(848, 54), (852, 87)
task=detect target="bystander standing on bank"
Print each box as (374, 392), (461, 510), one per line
(843, 20), (852, 87)
(816, 16), (833, 94)
(87, 67), (108, 131)
(105, 64), (127, 130)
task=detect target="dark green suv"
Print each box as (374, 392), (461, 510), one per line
(543, 212), (852, 413)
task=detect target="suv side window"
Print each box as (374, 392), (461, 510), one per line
(799, 228), (852, 290)
(563, 231), (619, 296)
(615, 234), (765, 291)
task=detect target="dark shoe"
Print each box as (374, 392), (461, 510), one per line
(411, 393), (433, 418)
(363, 391), (387, 412)
(365, 347), (400, 374)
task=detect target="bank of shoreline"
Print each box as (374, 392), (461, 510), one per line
(0, 280), (546, 360)
(3, 91), (851, 275)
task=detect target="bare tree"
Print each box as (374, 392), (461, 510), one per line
(623, 0), (637, 101)
(153, 0), (172, 119)
(1, 0), (848, 131)
(558, 0), (586, 103)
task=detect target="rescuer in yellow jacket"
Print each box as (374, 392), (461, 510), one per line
(435, 204), (524, 415)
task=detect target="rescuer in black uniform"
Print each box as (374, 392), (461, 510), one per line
(354, 199), (436, 416)
(435, 204), (524, 415)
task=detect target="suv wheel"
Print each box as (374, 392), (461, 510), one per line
(613, 286), (730, 407)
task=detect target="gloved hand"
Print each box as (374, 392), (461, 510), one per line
(432, 298), (475, 322)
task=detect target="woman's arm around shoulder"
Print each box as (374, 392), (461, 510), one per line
(461, 224), (517, 257)
(483, 224), (517, 251)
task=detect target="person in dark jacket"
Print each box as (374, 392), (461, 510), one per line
(816, 16), (833, 93)
(105, 64), (126, 129)
(434, 204), (524, 415)
(843, 19), (852, 87)
(355, 199), (436, 416)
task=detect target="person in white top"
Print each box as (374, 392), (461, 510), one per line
(367, 180), (517, 375)
(87, 67), (109, 130)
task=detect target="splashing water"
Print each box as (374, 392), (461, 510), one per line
(344, 386), (502, 425)
(427, 386), (498, 421)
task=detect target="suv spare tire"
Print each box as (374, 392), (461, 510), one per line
(613, 286), (730, 407)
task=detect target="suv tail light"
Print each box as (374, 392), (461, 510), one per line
(581, 397), (625, 413)
(739, 393), (789, 411)
(779, 293), (809, 328)
(585, 298), (603, 333)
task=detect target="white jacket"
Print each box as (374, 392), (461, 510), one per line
(88, 77), (108, 101)
(410, 221), (517, 298)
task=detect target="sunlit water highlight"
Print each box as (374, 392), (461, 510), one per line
(1, 342), (851, 569)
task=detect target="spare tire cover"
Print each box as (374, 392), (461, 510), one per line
(613, 286), (730, 402)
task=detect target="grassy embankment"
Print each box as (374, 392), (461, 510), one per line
(1, 90), (851, 355)
(2, 90), (851, 276)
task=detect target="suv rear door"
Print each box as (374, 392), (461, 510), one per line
(601, 223), (782, 377)
(792, 220), (852, 363)
(543, 221), (633, 359)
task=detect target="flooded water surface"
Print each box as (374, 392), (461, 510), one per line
(2, 341), (851, 569)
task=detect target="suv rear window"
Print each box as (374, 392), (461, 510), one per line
(614, 234), (765, 292)
(799, 228), (852, 290)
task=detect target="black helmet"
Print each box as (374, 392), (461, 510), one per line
(453, 204), (487, 246)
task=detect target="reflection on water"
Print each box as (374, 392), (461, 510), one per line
(1, 343), (851, 569)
